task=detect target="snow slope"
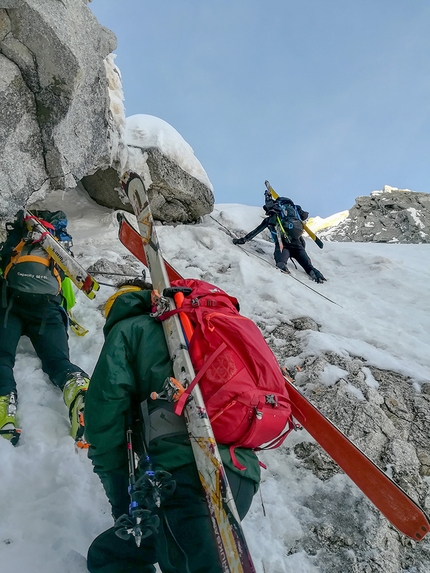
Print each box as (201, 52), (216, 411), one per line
(1, 187), (429, 572)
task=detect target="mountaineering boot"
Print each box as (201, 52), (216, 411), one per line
(276, 261), (290, 274)
(0, 392), (21, 446)
(63, 373), (90, 448)
(309, 268), (327, 284)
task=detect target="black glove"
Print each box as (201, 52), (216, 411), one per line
(233, 237), (246, 245)
(309, 269), (327, 284)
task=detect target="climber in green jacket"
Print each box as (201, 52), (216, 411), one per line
(85, 278), (260, 573)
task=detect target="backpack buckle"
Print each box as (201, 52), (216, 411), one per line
(265, 394), (278, 407)
(150, 289), (171, 318)
(254, 407), (263, 420)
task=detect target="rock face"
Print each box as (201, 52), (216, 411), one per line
(0, 1), (118, 219)
(0, 2), (214, 224)
(264, 319), (430, 573)
(320, 186), (430, 244)
(142, 147), (214, 222)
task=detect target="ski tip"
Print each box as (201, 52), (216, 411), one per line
(315, 238), (324, 249)
(121, 171), (142, 188)
(414, 522), (430, 541)
(120, 171), (132, 190)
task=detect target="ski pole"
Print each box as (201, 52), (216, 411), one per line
(208, 214), (236, 237)
(94, 281), (116, 288)
(210, 211), (340, 306)
(210, 213), (340, 305)
(114, 423), (164, 547)
(90, 271), (142, 277)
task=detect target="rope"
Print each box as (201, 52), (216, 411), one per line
(209, 215), (342, 308)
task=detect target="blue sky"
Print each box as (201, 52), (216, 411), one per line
(90, 1), (430, 217)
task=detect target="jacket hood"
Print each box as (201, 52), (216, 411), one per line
(103, 289), (153, 337)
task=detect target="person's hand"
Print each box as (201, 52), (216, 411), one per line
(309, 269), (327, 283)
(233, 237), (246, 245)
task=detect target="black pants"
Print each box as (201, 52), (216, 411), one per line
(0, 295), (85, 395)
(87, 464), (256, 573)
(274, 239), (314, 274)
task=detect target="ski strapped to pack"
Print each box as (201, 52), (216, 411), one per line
(117, 212), (182, 282)
(121, 170), (257, 573)
(265, 180), (324, 249)
(23, 211), (100, 299)
(155, 279), (295, 471)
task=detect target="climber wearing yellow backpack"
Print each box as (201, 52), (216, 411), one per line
(0, 210), (89, 447)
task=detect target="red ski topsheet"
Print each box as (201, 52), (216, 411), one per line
(117, 213), (182, 282)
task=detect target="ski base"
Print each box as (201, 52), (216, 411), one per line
(121, 171), (256, 572)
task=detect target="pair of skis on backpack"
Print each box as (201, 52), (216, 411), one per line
(24, 211), (100, 301)
(117, 189), (430, 543)
(265, 180), (324, 249)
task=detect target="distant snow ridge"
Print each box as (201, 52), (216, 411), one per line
(315, 186), (430, 243)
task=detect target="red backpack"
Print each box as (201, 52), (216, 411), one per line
(162, 279), (293, 469)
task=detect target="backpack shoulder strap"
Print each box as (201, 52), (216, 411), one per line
(3, 239), (26, 277)
(4, 239), (62, 294)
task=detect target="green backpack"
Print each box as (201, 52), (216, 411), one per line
(4, 239), (62, 297)
(1, 210), (72, 302)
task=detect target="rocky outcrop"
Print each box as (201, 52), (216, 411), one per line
(0, 2), (213, 224)
(264, 319), (430, 573)
(141, 147), (214, 222)
(81, 114), (214, 222)
(81, 146), (214, 223)
(267, 317), (430, 573)
(0, 1), (117, 219)
(320, 186), (430, 244)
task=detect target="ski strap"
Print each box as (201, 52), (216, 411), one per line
(173, 343), (227, 416)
